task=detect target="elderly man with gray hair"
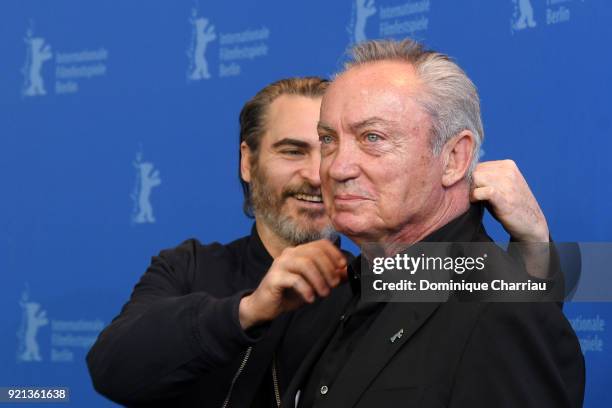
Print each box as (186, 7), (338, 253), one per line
(283, 39), (585, 408)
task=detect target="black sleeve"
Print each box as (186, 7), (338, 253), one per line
(448, 303), (585, 408)
(86, 240), (264, 405)
(507, 235), (567, 305)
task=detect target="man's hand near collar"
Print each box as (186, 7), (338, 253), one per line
(470, 160), (552, 280)
(239, 240), (348, 330)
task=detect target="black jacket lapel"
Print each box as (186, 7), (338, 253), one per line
(320, 301), (440, 408)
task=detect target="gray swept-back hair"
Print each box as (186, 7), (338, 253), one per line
(341, 39), (483, 177)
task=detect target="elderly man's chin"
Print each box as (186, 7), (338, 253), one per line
(331, 212), (376, 243)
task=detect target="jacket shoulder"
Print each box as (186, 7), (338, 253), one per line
(154, 236), (250, 292)
(158, 236), (249, 264)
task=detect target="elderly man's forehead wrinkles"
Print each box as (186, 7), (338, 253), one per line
(351, 117), (396, 129)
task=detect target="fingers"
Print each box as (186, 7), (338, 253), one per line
(471, 160), (549, 242)
(309, 239), (347, 268)
(470, 159), (525, 208)
(292, 240), (347, 282)
(307, 252), (340, 287)
(307, 240), (348, 285)
(472, 159), (521, 188)
(290, 256), (331, 297)
(280, 272), (316, 304)
(470, 185), (495, 203)
(247, 239), (350, 323)
(276, 240), (348, 299)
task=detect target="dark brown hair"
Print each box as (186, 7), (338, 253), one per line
(239, 77), (329, 217)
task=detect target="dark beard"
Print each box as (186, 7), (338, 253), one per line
(249, 164), (335, 245)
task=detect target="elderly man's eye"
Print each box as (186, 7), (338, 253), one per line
(320, 135), (334, 144)
(366, 133), (380, 142)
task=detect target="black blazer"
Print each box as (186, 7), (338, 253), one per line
(283, 209), (585, 408)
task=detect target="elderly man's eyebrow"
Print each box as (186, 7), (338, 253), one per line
(317, 122), (336, 134)
(271, 138), (311, 149)
(350, 117), (396, 131)
(317, 117), (396, 135)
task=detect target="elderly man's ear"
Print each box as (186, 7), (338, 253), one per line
(441, 131), (476, 187)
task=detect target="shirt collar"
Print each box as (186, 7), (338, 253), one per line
(348, 203), (486, 295)
(248, 223), (344, 265)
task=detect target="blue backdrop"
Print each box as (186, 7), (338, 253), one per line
(1, 1), (610, 406)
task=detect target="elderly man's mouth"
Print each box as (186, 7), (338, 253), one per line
(334, 194), (370, 201)
(333, 194), (372, 209)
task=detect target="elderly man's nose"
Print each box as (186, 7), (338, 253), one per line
(327, 144), (360, 181)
